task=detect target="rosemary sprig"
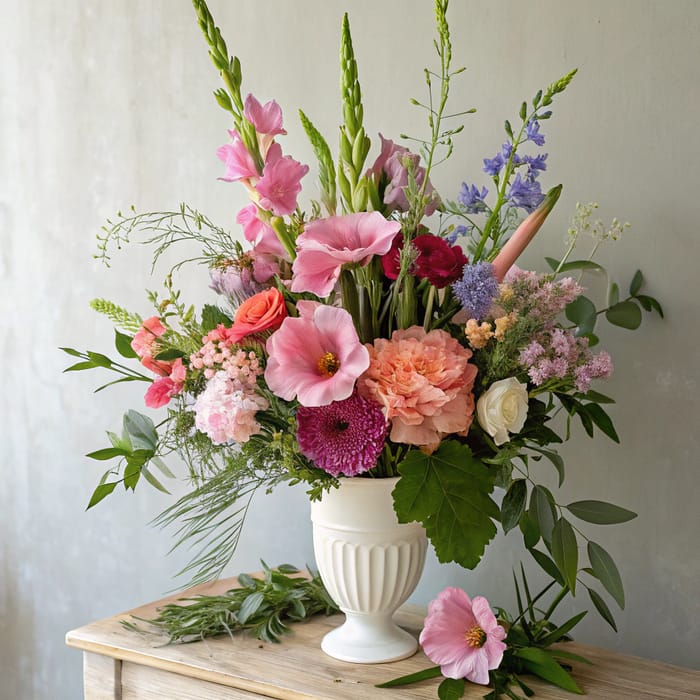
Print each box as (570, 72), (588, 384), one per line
(122, 563), (339, 644)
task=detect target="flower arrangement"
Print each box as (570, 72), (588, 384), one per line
(63, 0), (663, 697)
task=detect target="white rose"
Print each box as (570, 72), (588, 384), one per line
(476, 377), (529, 446)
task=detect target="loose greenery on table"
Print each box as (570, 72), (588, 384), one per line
(122, 563), (338, 645)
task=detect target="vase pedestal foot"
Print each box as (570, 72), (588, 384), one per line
(321, 612), (418, 664)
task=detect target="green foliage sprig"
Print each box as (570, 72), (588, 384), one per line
(122, 563), (339, 644)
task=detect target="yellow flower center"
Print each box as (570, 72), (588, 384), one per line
(317, 352), (341, 377)
(465, 624), (486, 648)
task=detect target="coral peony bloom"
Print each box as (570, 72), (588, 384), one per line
(237, 204), (286, 257)
(291, 212), (401, 297)
(244, 94), (286, 136)
(216, 129), (259, 182)
(265, 302), (369, 407)
(419, 587), (506, 685)
(227, 287), (287, 344)
(413, 234), (468, 288)
(255, 143), (309, 216)
(296, 392), (387, 476)
(359, 327), (477, 451)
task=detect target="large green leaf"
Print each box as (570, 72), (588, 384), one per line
(514, 647), (583, 694)
(588, 541), (625, 608)
(566, 500), (637, 524)
(123, 410), (158, 452)
(394, 441), (499, 569)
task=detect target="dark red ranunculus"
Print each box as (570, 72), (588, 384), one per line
(413, 234), (468, 288)
(380, 233), (404, 280)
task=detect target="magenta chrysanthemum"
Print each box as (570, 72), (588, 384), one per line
(296, 393), (388, 476)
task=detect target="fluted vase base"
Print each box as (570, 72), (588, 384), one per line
(321, 611), (418, 663)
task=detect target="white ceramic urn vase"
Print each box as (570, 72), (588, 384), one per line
(310, 476), (427, 663)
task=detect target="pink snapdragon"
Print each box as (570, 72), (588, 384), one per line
(291, 212), (401, 297)
(419, 587), (506, 685)
(216, 129), (260, 183)
(265, 301), (369, 407)
(255, 142), (309, 216)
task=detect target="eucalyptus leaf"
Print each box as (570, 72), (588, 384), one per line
(566, 500), (637, 524)
(635, 294), (664, 318)
(607, 282), (619, 307)
(629, 269), (644, 296)
(606, 300), (642, 330)
(565, 295), (597, 336)
(588, 541), (625, 608)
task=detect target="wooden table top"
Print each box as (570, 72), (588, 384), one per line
(66, 575), (700, 700)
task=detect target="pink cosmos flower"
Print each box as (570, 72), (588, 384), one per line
(359, 326), (477, 452)
(255, 143), (309, 216)
(237, 204), (286, 257)
(419, 587), (506, 685)
(265, 301), (369, 407)
(291, 212), (401, 297)
(216, 129), (260, 182)
(244, 94), (286, 136)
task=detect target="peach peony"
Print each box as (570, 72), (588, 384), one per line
(359, 326), (477, 452)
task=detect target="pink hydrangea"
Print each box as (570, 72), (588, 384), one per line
(419, 587), (506, 685)
(291, 212), (401, 297)
(193, 371), (268, 444)
(359, 326), (477, 452)
(265, 301), (369, 407)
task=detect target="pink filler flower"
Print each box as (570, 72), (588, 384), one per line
(419, 587), (506, 685)
(265, 301), (369, 407)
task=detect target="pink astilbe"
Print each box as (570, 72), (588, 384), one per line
(419, 587), (506, 685)
(265, 301), (369, 407)
(255, 143), (309, 216)
(359, 327), (477, 452)
(291, 212), (401, 297)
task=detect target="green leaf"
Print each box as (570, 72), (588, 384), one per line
(529, 447), (565, 487)
(551, 518), (579, 593)
(394, 441), (499, 569)
(123, 460), (141, 490)
(550, 648), (593, 666)
(123, 410), (157, 451)
(546, 257), (603, 274)
(114, 330), (138, 359)
(539, 610), (587, 645)
(87, 351), (113, 367)
(142, 466), (171, 494)
(520, 511), (540, 549)
(85, 447), (129, 461)
(151, 456), (176, 479)
(529, 548), (564, 586)
(514, 648), (583, 694)
(238, 591), (265, 624)
(375, 666), (442, 688)
(629, 269), (644, 296)
(635, 294), (664, 318)
(438, 678), (465, 700)
(86, 481), (118, 509)
(565, 295), (597, 337)
(586, 587), (618, 631)
(529, 485), (556, 544)
(566, 500), (637, 524)
(201, 304), (232, 333)
(607, 282), (619, 307)
(588, 541), (624, 608)
(63, 360), (97, 372)
(581, 404), (619, 442)
(60, 347), (83, 358)
(606, 300), (642, 329)
(501, 480), (527, 534)
(582, 389), (615, 404)
(154, 348), (185, 361)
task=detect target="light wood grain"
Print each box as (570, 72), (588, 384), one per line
(83, 651), (122, 700)
(67, 575), (700, 700)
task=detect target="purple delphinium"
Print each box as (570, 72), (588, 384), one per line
(452, 262), (499, 320)
(525, 119), (545, 146)
(458, 184), (489, 214)
(507, 173), (544, 212)
(296, 392), (388, 477)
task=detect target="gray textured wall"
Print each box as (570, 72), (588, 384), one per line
(1, 2), (699, 698)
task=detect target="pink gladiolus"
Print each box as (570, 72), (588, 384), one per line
(216, 129), (259, 182)
(255, 144), (309, 216)
(244, 94), (286, 136)
(492, 184), (562, 281)
(419, 587), (506, 685)
(291, 212), (401, 297)
(264, 301), (370, 407)
(237, 204), (286, 257)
